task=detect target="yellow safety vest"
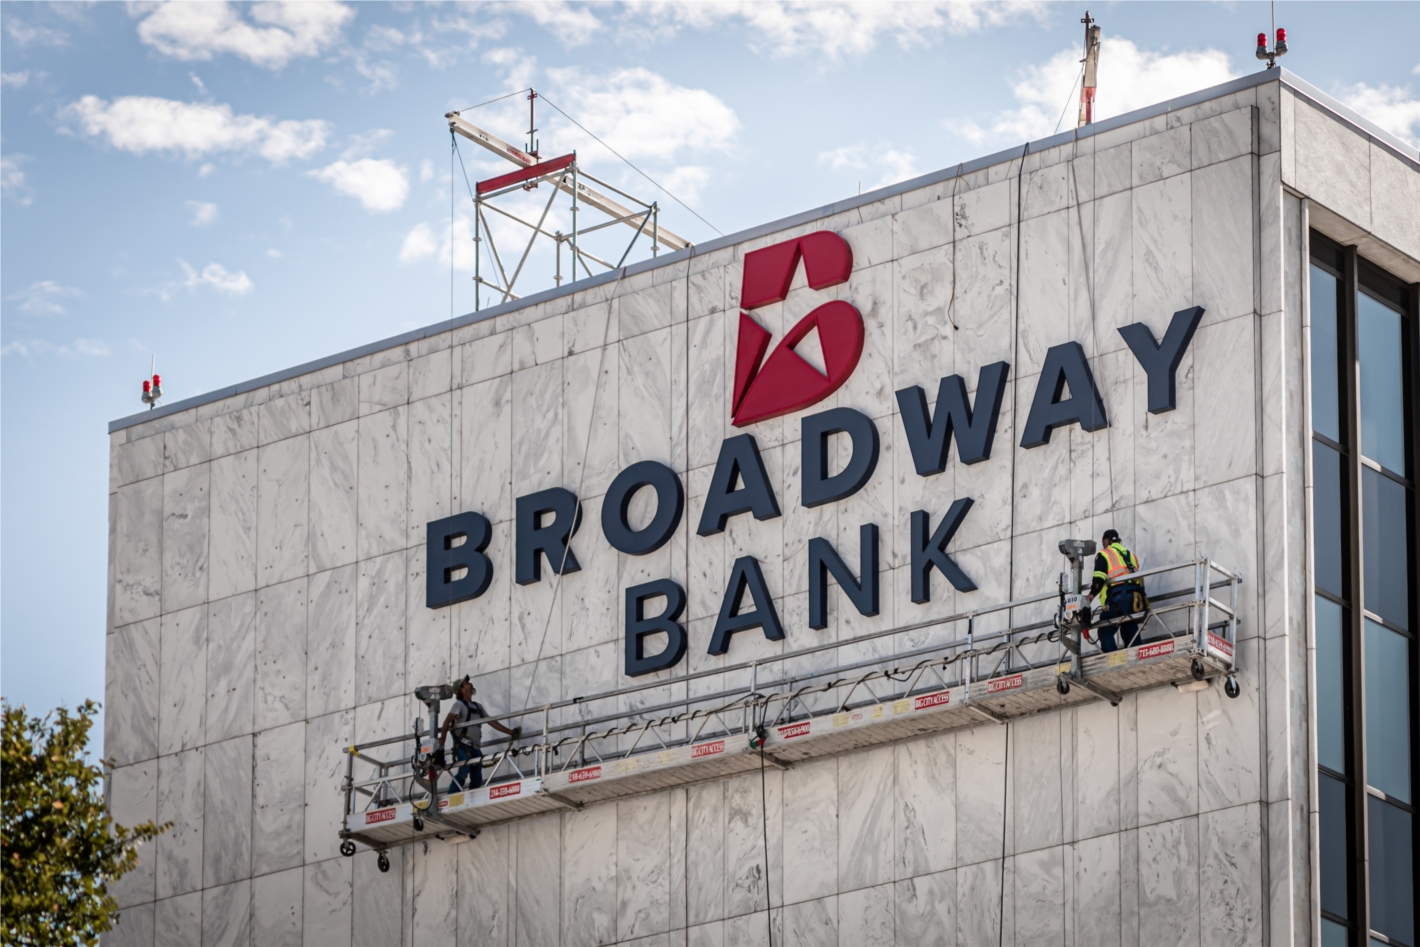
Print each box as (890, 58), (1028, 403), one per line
(1094, 543), (1140, 599)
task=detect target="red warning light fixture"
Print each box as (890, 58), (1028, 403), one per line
(1256, 27), (1288, 68)
(140, 357), (163, 409)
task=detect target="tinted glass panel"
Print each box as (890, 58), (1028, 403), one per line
(1316, 442), (1347, 599)
(1317, 596), (1348, 774)
(1362, 467), (1410, 631)
(1321, 918), (1351, 947)
(1320, 771), (1352, 920)
(1368, 795), (1414, 946)
(1358, 292), (1408, 476)
(1312, 264), (1343, 442)
(1365, 619), (1413, 803)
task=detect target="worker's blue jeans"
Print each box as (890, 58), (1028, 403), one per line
(453, 744), (483, 790)
(1098, 584), (1144, 653)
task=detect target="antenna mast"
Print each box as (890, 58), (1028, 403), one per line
(1077, 12), (1101, 128)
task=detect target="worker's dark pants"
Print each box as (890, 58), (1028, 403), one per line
(453, 744), (483, 790)
(1098, 584), (1144, 653)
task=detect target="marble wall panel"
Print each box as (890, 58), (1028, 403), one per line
(779, 758), (837, 905)
(405, 554), (450, 698)
(562, 346), (620, 501)
(410, 346), (454, 403)
(252, 866), (303, 947)
(1192, 108), (1255, 169)
(1134, 487), (1195, 574)
(687, 780), (727, 927)
(411, 836), (458, 946)
(313, 377), (358, 430)
(512, 314), (564, 373)
(408, 393), (454, 550)
(211, 407), (259, 459)
(620, 281), (675, 339)
(725, 769), (782, 921)
(357, 407), (408, 560)
(956, 724), (1008, 865)
(461, 330), (513, 387)
(202, 879), (251, 947)
(257, 435), (310, 588)
(1199, 803), (1263, 947)
(892, 244), (955, 393)
(154, 891), (202, 947)
(1136, 685), (1199, 826)
(1192, 318), (1257, 492)
(357, 550), (407, 705)
(108, 617), (160, 767)
(209, 450), (258, 601)
(352, 844), (403, 947)
(109, 760), (159, 908)
(560, 804), (617, 947)
(459, 822), (511, 947)
(515, 815), (562, 946)
(836, 884), (890, 947)
(203, 735), (253, 889)
(1193, 156), (1257, 326)
(1293, 100), (1371, 231)
(462, 375), (513, 525)
(1198, 642), (1262, 813)
(1073, 701), (1120, 840)
(304, 857), (353, 947)
(1370, 143), (1420, 261)
(1073, 833), (1121, 947)
(159, 604), (207, 756)
(955, 857), (1008, 947)
(162, 464), (210, 613)
(108, 902), (156, 947)
(838, 745), (895, 893)
(1137, 816), (1199, 947)
(304, 710), (353, 864)
(893, 869), (955, 947)
(116, 434), (165, 488)
(115, 478), (164, 625)
(252, 721), (305, 876)
(836, 262), (895, 421)
(307, 565), (356, 718)
(260, 392), (313, 445)
(1016, 209), (1072, 377)
(310, 420), (358, 572)
(256, 578), (307, 730)
(953, 179), (1010, 241)
(618, 326), (676, 471)
(156, 747), (204, 900)
(1132, 126), (1190, 187)
(781, 894), (836, 947)
(512, 359), (564, 497)
(455, 519), (512, 675)
(618, 794), (672, 940)
(563, 497), (620, 654)
(358, 362), (409, 416)
(1131, 173), (1193, 331)
(894, 731), (955, 879)
(206, 593), (256, 745)
(687, 314), (727, 473)
(1011, 714), (1065, 854)
(1013, 846), (1064, 947)
(949, 228), (1013, 381)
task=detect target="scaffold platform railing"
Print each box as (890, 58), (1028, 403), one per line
(337, 557), (1241, 861)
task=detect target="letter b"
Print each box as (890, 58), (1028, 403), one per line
(426, 512), (493, 608)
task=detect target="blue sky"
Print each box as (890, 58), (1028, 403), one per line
(4, 1), (1419, 743)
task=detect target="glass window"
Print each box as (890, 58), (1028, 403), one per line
(1367, 795), (1414, 946)
(1362, 467), (1411, 632)
(1358, 292), (1408, 476)
(1316, 442), (1347, 599)
(1313, 264), (1343, 442)
(1320, 917), (1350, 947)
(1321, 771), (1352, 921)
(1317, 596), (1348, 774)
(1365, 619), (1412, 804)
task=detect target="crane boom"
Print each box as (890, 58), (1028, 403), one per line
(446, 112), (691, 252)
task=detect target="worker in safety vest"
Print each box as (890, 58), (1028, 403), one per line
(1087, 529), (1148, 652)
(438, 677), (520, 790)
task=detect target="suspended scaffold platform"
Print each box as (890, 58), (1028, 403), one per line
(338, 556), (1241, 866)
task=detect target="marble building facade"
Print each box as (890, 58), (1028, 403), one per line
(102, 70), (1420, 946)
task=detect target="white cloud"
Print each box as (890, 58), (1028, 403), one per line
(266, 248), (283, 258)
(181, 260), (254, 296)
(1, 337), (109, 358)
(341, 129), (395, 160)
(1, 71), (29, 87)
(6, 280), (84, 315)
(133, 0), (353, 70)
(399, 222), (438, 264)
(420, 159), (434, 182)
(951, 36), (1237, 148)
(2, 155), (35, 205)
(818, 143), (919, 189)
(62, 95), (330, 164)
(626, 1), (1040, 59)
(1337, 83), (1420, 147)
(186, 200), (220, 226)
(519, 2), (603, 47)
(198, 163), (215, 177)
(4, 18), (68, 48)
(544, 66), (740, 162)
(309, 158), (409, 212)
(190, 72), (206, 93)
(422, 12), (508, 69)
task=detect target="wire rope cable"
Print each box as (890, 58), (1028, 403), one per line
(1054, 62), (1088, 136)
(447, 87), (532, 116)
(759, 716), (774, 947)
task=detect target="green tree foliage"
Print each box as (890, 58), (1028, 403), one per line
(2, 700), (169, 946)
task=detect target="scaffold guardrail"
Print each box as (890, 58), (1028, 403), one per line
(338, 557), (1240, 861)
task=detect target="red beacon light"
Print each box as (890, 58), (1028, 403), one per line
(1255, 33), (1268, 58)
(141, 372), (163, 407)
(1275, 28), (1288, 55)
(1256, 27), (1287, 67)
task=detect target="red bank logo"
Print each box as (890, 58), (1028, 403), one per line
(732, 231), (862, 426)
(691, 739), (726, 759)
(569, 766), (602, 783)
(365, 807), (396, 825)
(489, 782), (522, 800)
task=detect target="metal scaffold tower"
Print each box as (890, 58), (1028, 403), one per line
(446, 90), (691, 311)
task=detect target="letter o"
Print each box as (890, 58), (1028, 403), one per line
(601, 461), (684, 555)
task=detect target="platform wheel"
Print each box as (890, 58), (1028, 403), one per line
(377, 852), (391, 873)
(339, 840), (356, 858)
(1224, 676), (1241, 699)
(1056, 675), (1071, 696)
(1190, 658), (1207, 682)
(413, 815), (424, 832)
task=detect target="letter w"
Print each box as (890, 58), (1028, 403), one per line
(895, 361), (1010, 475)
